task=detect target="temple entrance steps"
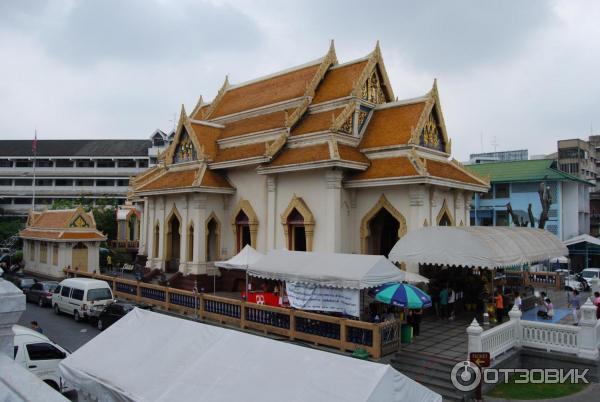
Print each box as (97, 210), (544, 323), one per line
(390, 352), (466, 402)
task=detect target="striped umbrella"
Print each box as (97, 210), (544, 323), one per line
(374, 283), (432, 309)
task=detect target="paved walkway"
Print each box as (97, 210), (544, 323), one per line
(399, 313), (476, 361)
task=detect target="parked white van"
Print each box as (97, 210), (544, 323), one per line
(52, 278), (114, 322)
(581, 268), (600, 281)
(13, 324), (71, 392)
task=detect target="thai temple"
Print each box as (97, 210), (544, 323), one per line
(130, 42), (488, 276)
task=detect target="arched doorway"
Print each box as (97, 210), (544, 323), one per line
(206, 215), (220, 262)
(436, 199), (455, 226)
(360, 195), (407, 256)
(281, 196), (315, 251)
(129, 214), (138, 241)
(72, 242), (89, 272)
(367, 209), (399, 256)
(165, 213), (181, 272)
(235, 210), (252, 252)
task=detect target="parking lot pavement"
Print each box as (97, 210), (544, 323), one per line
(17, 300), (100, 352)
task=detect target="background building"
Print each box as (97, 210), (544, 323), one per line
(0, 134), (171, 217)
(468, 149), (528, 164)
(466, 159), (592, 241)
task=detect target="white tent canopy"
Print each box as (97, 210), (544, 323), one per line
(247, 249), (406, 289)
(60, 309), (441, 402)
(215, 244), (264, 270)
(388, 226), (568, 269)
(564, 234), (600, 247)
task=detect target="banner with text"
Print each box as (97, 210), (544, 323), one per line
(285, 282), (360, 317)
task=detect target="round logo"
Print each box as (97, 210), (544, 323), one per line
(451, 360), (482, 392)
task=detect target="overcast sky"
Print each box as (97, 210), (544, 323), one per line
(1, 0), (599, 160)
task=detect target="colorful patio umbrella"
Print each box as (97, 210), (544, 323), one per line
(374, 283), (432, 309)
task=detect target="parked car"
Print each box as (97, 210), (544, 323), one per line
(95, 302), (152, 331)
(26, 281), (59, 307)
(13, 324), (71, 392)
(11, 276), (37, 293)
(564, 275), (584, 292)
(581, 268), (600, 281)
(52, 278), (114, 322)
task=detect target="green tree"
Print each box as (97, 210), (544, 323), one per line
(0, 219), (23, 241)
(50, 198), (119, 240)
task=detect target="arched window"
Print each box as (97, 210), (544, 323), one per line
(436, 199), (455, 226)
(166, 212), (181, 272)
(231, 199), (259, 251)
(129, 214), (138, 241)
(281, 196), (315, 251)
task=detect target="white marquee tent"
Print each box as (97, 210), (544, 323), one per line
(60, 309), (441, 402)
(389, 226), (568, 269)
(215, 244), (264, 270)
(247, 249), (407, 289)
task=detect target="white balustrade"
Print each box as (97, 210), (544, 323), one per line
(468, 300), (600, 361)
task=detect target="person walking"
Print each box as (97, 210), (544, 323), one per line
(412, 308), (423, 336)
(439, 286), (449, 320)
(514, 291), (522, 311)
(447, 287), (456, 320)
(494, 291), (504, 324)
(570, 290), (581, 325)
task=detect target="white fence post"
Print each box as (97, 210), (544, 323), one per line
(508, 304), (522, 347)
(577, 297), (599, 360)
(467, 318), (483, 358)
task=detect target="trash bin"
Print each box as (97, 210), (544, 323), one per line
(401, 324), (413, 344)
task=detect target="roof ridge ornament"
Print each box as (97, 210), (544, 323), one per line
(190, 95), (205, 119)
(303, 40), (338, 99)
(203, 76), (231, 120)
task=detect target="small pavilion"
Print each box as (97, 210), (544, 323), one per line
(19, 207), (106, 279)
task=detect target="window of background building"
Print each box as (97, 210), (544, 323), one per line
(14, 179), (32, 186)
(35, 160), (53, 168)
(0, 198), (11, 204)
(76, 160), (94, 168)
(117, 179), (129, 187)
(55, 160), (73, 168)
(14, 198), (31, 204)
(35, 179), (53, 186)
(496, 211), (509, 226)
(15, 160), (33, 168)
(96, 179), (114, 186)
(96, 160), (115, 168)
(75, 179), (94, 186)
(138, 160), (148, 168)
(0, 179), (12, 186)
(117, 160), (136, 168)
(495, 183), (510, 198)
(149, 157), (158, 165)
(480, 190), (493, 200)
(55, 179), (73, 186)
(0, 160), (13, 167)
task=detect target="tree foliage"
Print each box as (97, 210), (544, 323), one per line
(0, 219), (23, 241)
(50, 198), (118, 240)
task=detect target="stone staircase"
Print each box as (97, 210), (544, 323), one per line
(391, 351), (467, 402)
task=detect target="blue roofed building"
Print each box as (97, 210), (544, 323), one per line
(466, 159), (593, 241)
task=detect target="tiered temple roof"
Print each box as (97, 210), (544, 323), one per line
(132, 42), (488, 196)
(19, 207), (106, 242)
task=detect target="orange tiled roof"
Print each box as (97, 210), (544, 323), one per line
(214, 142), (267, 163)
(359, 102), (426, 149)
(350, 157), (418, 181)
(268, 143), (331, 167)
(312, 61), (368, 104)
(189, 123), (221, 160)
(426, 159), (485, 185)
(337, 144), (369, 164)
(200, 169), (233, 189)
(211, 64), (321, 118)
(19, 229), (105, 241)
(32, 210), (77, 228)
(138, 169), (197, 191)
(220, 109), (292, 139)
(290, 107), (345, 136)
